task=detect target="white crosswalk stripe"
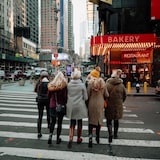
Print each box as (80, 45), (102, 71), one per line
(0, 91), (159, 160)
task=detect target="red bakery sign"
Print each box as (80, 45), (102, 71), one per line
(91, 34), (157, 45)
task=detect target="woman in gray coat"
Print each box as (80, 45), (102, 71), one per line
(66, 68), (88, 148)
(105, 69), (126, 143)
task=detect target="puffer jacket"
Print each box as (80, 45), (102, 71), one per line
(105, 77), (126, 120)
(35, 77), (49, 103)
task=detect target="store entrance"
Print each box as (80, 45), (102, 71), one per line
(121, 63), (151, 87)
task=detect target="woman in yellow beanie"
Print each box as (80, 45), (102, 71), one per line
(86, 66), (109, 148)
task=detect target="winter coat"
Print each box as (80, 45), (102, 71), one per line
(87, 78), (109, 126)
(48, 86), (68, 108)
(66, 79), (88, 120)
(105, 77), (126, 120)
(35, 77), (49, 103)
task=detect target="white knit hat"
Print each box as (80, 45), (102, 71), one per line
(40, 71), (48, 76)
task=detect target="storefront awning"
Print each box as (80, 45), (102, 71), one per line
(90, 34), (158, 56)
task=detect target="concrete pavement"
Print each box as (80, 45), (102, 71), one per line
(0, 80), (156, 96)
(0, 80), (35, 93)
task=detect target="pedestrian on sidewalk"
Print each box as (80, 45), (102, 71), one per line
(47, 71), (68, 145)
(87, 66), (109, 148)
(105, 69), (126, 143)
(66, 68), (88, 148)
(34, 71), (50, 139)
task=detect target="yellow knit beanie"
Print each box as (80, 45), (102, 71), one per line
(90, 69), (100, 78)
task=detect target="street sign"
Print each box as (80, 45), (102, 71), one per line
(54, 53), (58, 58)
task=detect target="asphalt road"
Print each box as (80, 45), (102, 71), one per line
(0, 85), (160, 159)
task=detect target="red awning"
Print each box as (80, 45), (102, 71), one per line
(90, 34), (158, 55)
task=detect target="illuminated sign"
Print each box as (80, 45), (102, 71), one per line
(89, 0), (112, 5)
(151, 0), (160, 20)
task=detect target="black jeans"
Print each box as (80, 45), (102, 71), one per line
(37, 101), (50, 133)
(49, 108), (65, 138)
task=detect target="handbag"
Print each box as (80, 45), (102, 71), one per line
(55, 93), (66, 114)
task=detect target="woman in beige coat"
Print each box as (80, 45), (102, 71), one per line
(105, 69), (126, 143)
(87, 67), (109, 148)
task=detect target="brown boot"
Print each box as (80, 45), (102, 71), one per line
(77, 127), (82, 144)
(68, 126), (75, 148)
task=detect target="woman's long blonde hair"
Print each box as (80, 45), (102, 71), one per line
(88, 77), (105, 91)
(48, 71), (67, 91)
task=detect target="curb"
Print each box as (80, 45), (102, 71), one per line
(127, 93), (156, 97)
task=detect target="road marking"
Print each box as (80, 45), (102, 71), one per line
(0, 113), (143, 125)
(0, 147), (155, 160)
(0, 113), (138, 119)
(0, 131), (158, 147)
(0, 103), (37, 108)
(0, 107), (132, 113)
(0, 121), (154, 133)
(0, 107), (37, 112)
(0, 99), (37, 106)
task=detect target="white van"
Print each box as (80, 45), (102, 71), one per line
(34, 67), (47, 76)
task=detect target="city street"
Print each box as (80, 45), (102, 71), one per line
(0, 81), (160, 159)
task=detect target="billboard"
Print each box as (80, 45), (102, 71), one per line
(151, 0), (160, 20)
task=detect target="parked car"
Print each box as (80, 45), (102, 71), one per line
(155, 80), (160, 96)
(4, 71), (13, 81)
(5, 70), (26, 81)
(24, 70), (35, 79)
(34, 67), (47, 76)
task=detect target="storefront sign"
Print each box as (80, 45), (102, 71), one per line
(90, 34), (157, 55)
(121, 49), (153, 63)
(91, 34), (157, 45)
(151, 0), (160, 20)
(122, 53), (149, 59)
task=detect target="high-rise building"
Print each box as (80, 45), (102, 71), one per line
(0, 0), (39, 71)
(13, 0), (39, 45)
(59, 0), (74, 52)
(41, 0), (59, 54)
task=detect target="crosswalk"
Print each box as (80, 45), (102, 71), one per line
(0, 90), (159, 160)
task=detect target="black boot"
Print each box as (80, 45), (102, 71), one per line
(48, 134), (52, 144)
(114, 120), (119, 139)
(57, 125), (62, 144)
(107, 120), (113, 143)
(88, 124), (93, 148)
(88, 135), (92, 148)
(96, 125), (100, 144)
(37, 119), (42, 139)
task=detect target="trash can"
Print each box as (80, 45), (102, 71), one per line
(19, 78), (25, 86)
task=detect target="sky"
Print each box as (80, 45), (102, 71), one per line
(71, 0), (87, 55)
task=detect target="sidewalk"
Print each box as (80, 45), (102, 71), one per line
(126, 86), (156, 96)
(0, 80), (156, 96)
(0, 80), (35, 93)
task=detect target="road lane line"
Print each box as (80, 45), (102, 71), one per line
(0, 113), (138, 119)
(0, 107), (132, 114)
(0, 147), (155, 160)
(0, 122), (154, 133)
(0, 131), (158, 147)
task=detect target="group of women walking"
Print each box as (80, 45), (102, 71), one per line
(34, 66), (126, 148)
